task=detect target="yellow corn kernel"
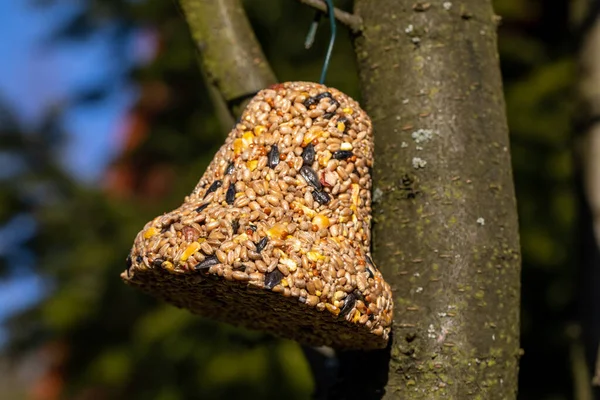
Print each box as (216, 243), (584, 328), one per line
(254, 125), (266, 135)
(318, 150), (332, 167)
(143, 227), (159, 239)
(292, 201), (316, 218)
(326, 303), (340, 315)
(307, 251), (326, 263)
(247, 159), (258, 171)
(315, 290), (322, 297)
(337, 122), (346, 132)
(353, 310), (361, 323)
(312, 214), (330, 230)
(233, 138), (244, 155)
(281, 278), (289, 287)
(338, 215), (350, 223)
(266, 223), (288, 240)
(342, 107), (353, 114)
(162, 261), (174, 271)
(303, 129), (323, 145)
(180, 242), (200, 262)
(340, 142), (353, 151)
(233, 233), (248, 243)
(242, 131), (255, 145)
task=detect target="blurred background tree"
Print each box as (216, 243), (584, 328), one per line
(0, 0), (589, 398)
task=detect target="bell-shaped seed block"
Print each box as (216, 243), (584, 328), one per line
(122, 82), (393, 350)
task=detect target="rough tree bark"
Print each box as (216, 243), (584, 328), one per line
(349, 0), (521, 398)
(178, 0), (522, 398)
(574, 0), (600, 393)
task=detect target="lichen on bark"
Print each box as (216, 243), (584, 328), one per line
(352, 0), (522, 398)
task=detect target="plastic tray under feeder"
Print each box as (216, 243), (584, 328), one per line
(122, 82), (393, 350)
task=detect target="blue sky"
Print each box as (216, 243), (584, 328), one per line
(0, 0), (145, 344)
(0, 0), (146, 181)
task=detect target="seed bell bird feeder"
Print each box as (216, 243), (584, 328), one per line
(121, 1), (393, 350)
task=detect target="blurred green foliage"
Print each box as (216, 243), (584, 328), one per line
(0, 0), (583, 399)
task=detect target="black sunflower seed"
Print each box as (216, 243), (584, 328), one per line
(301, 143), (315, 165)
(366, 255), (376, 278)
(332, 150), (353, 160)
(249, 224), (257, 232)
(323, 112), (336, 120)
(195, 203), (209, 213)
(232, 219), (240, 234)
(300, 165), (322, 190)
(194, 255), (219, 271)
(366, 267), (375, 279)
(226, 184), (236, 205)
(256, 237), (268, 253)
(303, 91), (333, 108)
(225, 162), (235, 175)
(312, 190), (331, 205)
(340, 292), (358, 318)
(265, 269), (284, 289)
(204, 180), (222, 199)
(268, 145), (280, 169)
(366, 255), (378, 270)
(152, 258), (165, 268)
(316, 92), (333, 101)
(126, 254), (132, 268)
(136, 256), (143, 264)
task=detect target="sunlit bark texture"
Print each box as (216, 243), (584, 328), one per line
(352, 0), (522, 397)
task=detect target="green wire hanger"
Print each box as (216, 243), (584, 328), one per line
(304, 0), (337, 85)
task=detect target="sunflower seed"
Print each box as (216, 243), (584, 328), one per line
(194, 255), (219, 270)
(332, 150), (353, 160)
(256, 237), (268, 253)
(226, 184), (236, 205)
(265, 269), (284, 289)
(303, 91), (332, 108)
(268, 145), (280, 169)
(312, 190), (331, 205)
(300, 166), (322, 190)
(339, 291), (358, 318)
(301, 143), (315, 165)
(204, 180), (222, 199)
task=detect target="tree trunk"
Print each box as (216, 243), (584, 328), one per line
(351, 1), (521, 397)
(575, 0), (600, 393)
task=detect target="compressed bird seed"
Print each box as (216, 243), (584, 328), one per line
(121, 81), (393, 350)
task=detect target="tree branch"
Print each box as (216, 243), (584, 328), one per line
(177, 0), (277, 118)
(296, 0), (363, 34)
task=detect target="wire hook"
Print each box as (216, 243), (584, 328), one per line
(304, 0), (337, 85)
